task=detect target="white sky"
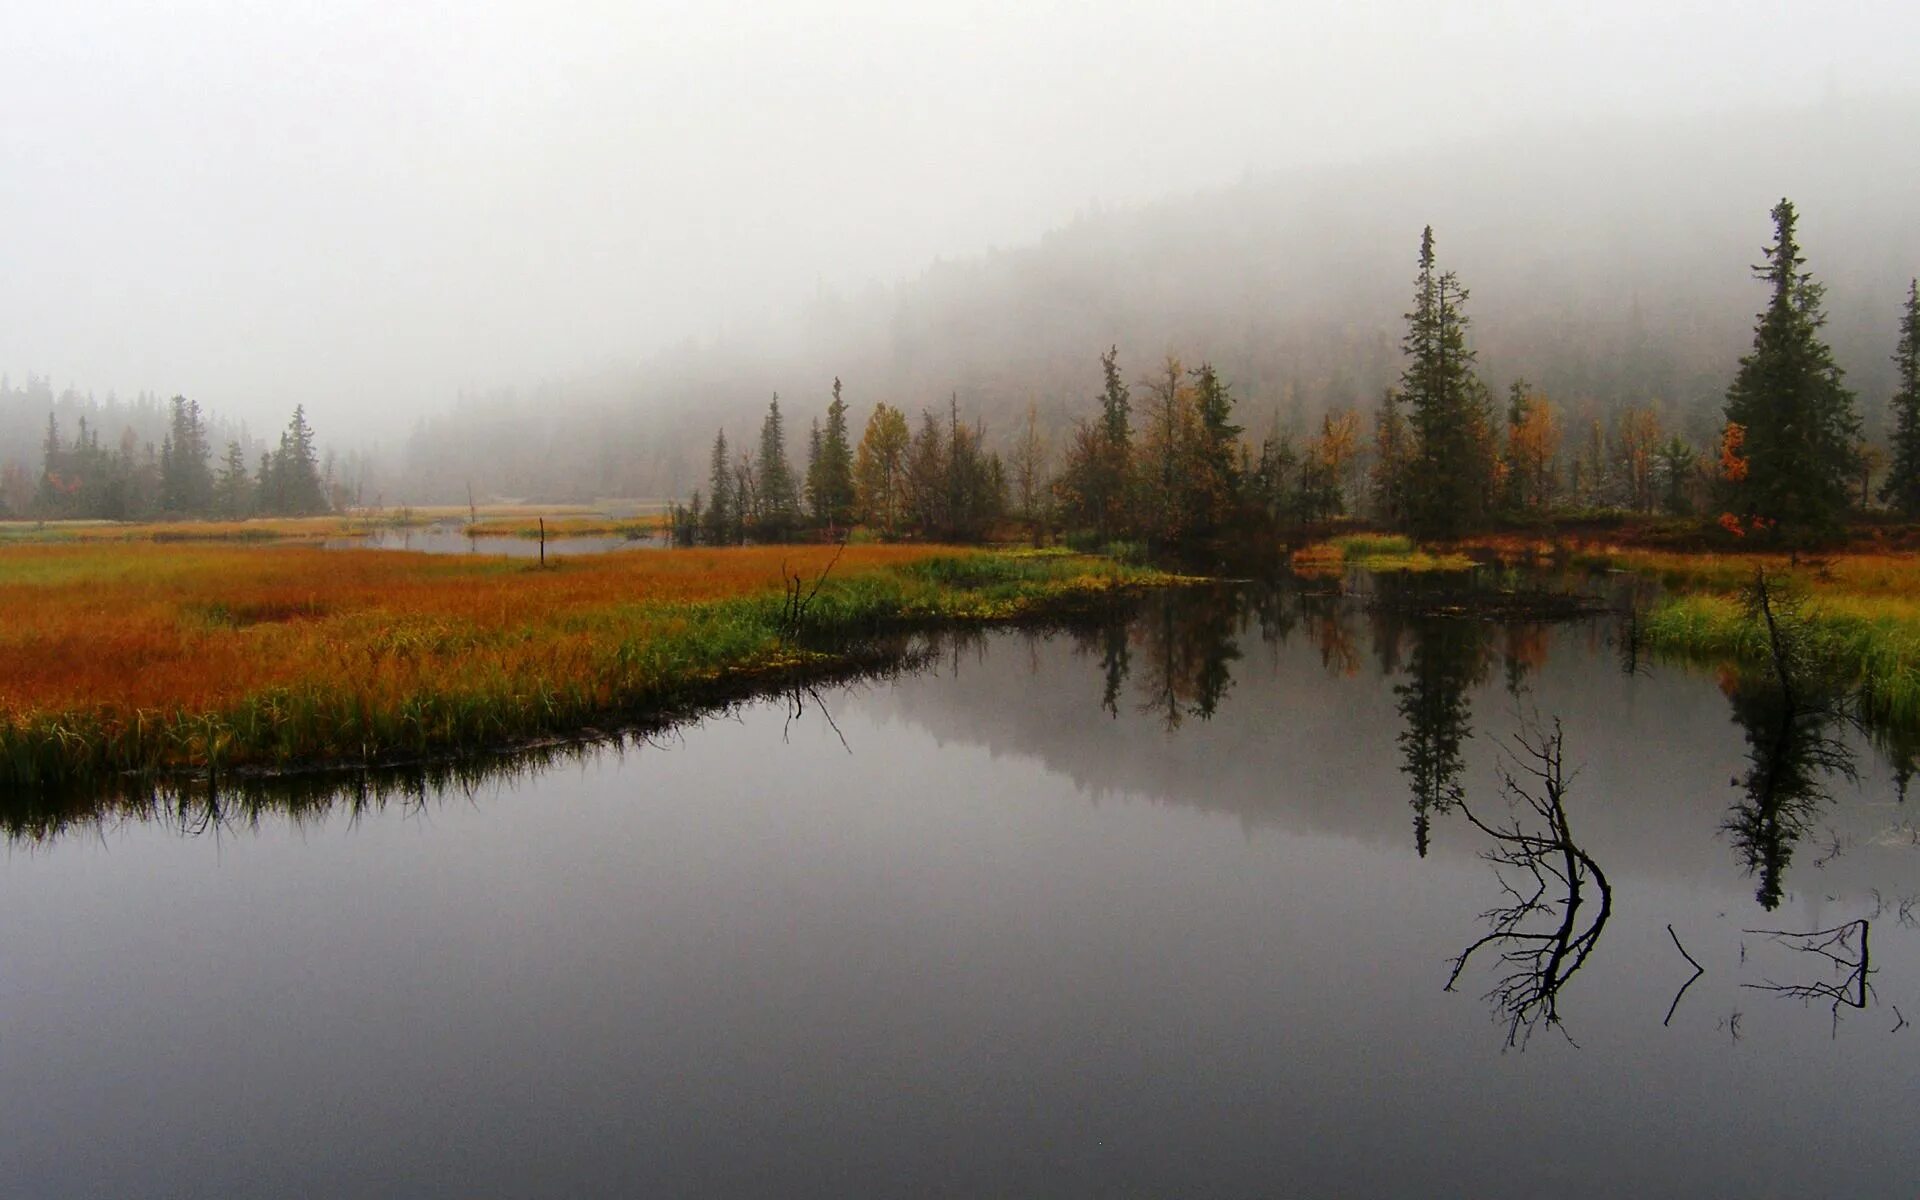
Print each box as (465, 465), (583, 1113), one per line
(3, 0), (1916, 437)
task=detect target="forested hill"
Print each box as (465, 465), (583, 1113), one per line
(405, 96), (1915, 501)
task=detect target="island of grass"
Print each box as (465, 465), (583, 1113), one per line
(0, 541), (1180, 790)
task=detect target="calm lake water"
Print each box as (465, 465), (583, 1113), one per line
(3, 578), (1917, 1197)
(325, 521), (668, 556)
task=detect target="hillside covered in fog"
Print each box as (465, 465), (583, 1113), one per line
(392, 97), (1920, 504)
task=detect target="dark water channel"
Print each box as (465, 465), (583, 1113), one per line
(2, 576), (1916, 1197)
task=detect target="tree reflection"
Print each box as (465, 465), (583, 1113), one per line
(1446, 717), (1612, 1048)
(1394, 617), (1491, 856)
(1132, 588), (1243, 729)
(1721, 672), (1857, 910)
(1718, 570), (1859, 911)
(1741, 919), (1875, 1034)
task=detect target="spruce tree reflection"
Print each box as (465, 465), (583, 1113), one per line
(1395, 616), (1492, 856)
(1720, 571), (1859, 911)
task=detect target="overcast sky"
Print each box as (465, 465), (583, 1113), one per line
(4, 0), (1916, 438)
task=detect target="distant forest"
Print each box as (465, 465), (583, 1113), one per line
(401, 99), (1920, 505)
(3, 99), (1917, 521)
(671, 195), (1918, 550)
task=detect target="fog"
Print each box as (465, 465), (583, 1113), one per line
(5, 0), (1918, 451)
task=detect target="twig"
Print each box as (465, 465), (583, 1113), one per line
(1664, 924), (1706, 1027)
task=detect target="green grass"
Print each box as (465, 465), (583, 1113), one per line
(1641, 590), (1920, 731)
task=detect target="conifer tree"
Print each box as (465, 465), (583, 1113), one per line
(703, 429), (734, 544)
(159, 395), (213, 515)
(214, 440), (253, 516)
(754, 394), (798, 536)
(1399, 226), (1490, 539)
(1723, 199), (1860, 540)
(1879, 279), (1920, 517)
(804, 417), (825, 525)
(269, 405), (328, 515)
(818, 378), (855, 528)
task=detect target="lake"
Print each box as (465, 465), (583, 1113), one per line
(325, 521), (668, 557)
(2, 577), (1915, 1196)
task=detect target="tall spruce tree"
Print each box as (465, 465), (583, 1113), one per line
(818, 378), (855, 528)
(1723, 199), (1859, 540)
(1400, 226), (1489, 539)
(214, 440), (253, 516)
(159, 395), (213, 514)
(1879, 279), (1920, 517)
(703, 429), (734, 544)
(267, 406), (328, 515)
(804, 417), (825, 525)
(754, 394), (798, 536)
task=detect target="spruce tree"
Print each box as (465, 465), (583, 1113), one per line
(1400, 226), (1488, 539)
(804, 417), (825, 525)
(160, 395), (213, 514)
(818, 378), (855, 528)
(263, 406), (328, 515)
(1723, 199), (1860, 541)
(1879, 279), (1920, 517)
(703, 430), (734, 544)
(215, 440), (253, 516)
(754, 395), (798, 536)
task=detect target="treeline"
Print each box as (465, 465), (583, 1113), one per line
(29, 399), (336, 521)
(671, 198), (1918, 551)
(669, 380), (1012, 544)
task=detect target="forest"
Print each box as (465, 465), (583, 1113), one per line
(668, 198), (1919, 553)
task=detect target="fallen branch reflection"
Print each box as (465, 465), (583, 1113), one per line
(1446, 716), (1612, 1049)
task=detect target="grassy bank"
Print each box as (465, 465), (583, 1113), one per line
(1502, 539), (1920, 729)
(1291, 533), (1476, 575)
(0, 542), (1175, 789)
(1617, 553), (1920, 729)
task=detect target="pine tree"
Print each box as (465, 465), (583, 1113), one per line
(1181, 362), (1242, 537)
(1723, 199), (1860, 541)
(1399, 226), (1489, 539)
(804, 417), (825, 525)
(159, 395), (213, 514)
(214, 440), (253, 516)
(754, 395), (798, 537)
(263, 406), (328, 515)
(703, 430), (734, 544)
(1879, 279), (1920, 517)
(818, 378), (855, 529)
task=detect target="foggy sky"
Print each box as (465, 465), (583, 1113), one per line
(4, 1), (1917, 440)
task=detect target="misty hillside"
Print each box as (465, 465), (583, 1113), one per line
(393, 97), (1920, 504)
(188, 100), (1920, 502)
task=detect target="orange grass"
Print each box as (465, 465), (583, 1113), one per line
(0, 542), (1165, 785)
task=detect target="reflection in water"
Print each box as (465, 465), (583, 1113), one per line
(1722, 672), (1859, 910)
(1131, 588), (1242, 728)
(1741, 919), (1875, 1033)
(1395, 618), (1490, 857)
(1445, 718), (1613, 1048)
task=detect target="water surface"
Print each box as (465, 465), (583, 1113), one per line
(2, 581), (1915, 1196)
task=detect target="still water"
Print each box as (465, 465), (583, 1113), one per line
(324, 521), (667, 557)
(2, 581), (1916, 1197)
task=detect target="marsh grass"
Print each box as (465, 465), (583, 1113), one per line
(0, 542), (1172, 789)
(1599, 549), (1920, 731)
(1290, 534), (1475, 575)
